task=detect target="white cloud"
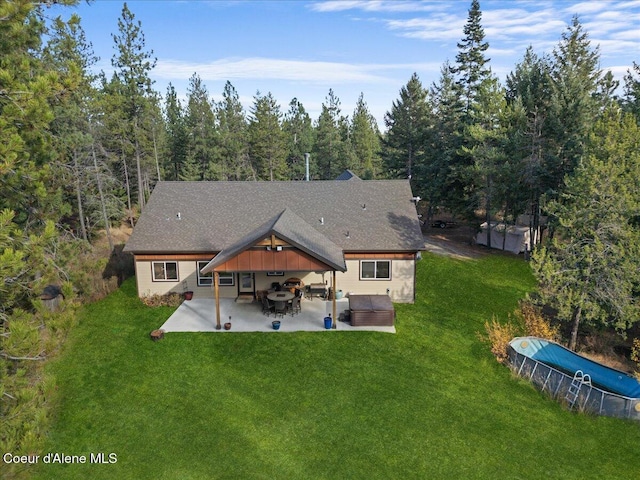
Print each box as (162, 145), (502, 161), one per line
(606, 65), (636, 79)
(611, 29), (640, 41)
(482, 8), (567, 40)
(593, 39), (640, 56)
(154, 57), (436, 85)
(486, 46), (519, 58)
(386, 15), (465, 41)
(562, 1), (613, 15)
(309, 1), (444, 13)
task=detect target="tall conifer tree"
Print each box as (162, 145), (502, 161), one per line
(424, 62), (463, 221)
(350, 93), (381, 179)
(532, 110), (640, 350)
(248, 91), (287, 181)
(164, 83), (188, 180)
(382, 73), (429, 182)
(546, 16), (601, 194)
(446, 0), (495, 219)
(283, 98), (314, 180)
(622, 62), (640, 121)
(216, 81), (252, 180)
(313, 89), (348, 179)
(110, 2), (157, 208)
(451, 0), (490, 117)
(43, 13), (97, 241)
(183, 73), (217, 180)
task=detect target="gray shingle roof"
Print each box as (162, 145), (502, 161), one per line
(124, 180), (424, 254)
(200, 208), (347, 273)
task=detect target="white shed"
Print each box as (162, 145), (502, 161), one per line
(475, 222), (533, 254)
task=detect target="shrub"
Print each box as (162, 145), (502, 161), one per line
(518, 300), (560, 341)
(141, 293), (183, 308)
(632, 338), (640, 381)
(481, 316), (520, 364)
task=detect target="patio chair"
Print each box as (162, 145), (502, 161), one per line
(289, 296), (301, 316)
(274, 301), (287, 318)
(261, 296), (274, 316)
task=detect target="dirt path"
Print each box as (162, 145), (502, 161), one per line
(423, 225), (486, 260)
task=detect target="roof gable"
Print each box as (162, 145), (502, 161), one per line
(201, 208), (346, 273)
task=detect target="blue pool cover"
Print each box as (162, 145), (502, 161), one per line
(510, 337), (640, 398)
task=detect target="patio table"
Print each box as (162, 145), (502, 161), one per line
(267, 291), (294, 316)
(267, 291), (294, 302)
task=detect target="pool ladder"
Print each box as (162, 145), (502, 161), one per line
(565, 370), (592, 410)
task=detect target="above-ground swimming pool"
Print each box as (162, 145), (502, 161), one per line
(508, 336), (640, 421)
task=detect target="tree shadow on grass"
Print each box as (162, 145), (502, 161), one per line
(103, 244), (135, 286)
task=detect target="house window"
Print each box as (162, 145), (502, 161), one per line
(197, 261), (213, 286)
(218, 272), (235, 286)
(152, 261), (178, 281)
(360, 260), (391, 280)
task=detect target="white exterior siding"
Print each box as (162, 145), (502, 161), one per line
(135, 260), (236, 299)
(135, 257), (416, 303)
(337, 259), (415, 303)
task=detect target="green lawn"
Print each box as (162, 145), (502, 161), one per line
(32, 254), (639, 479)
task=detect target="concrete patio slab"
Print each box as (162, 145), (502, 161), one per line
(160, 297), (396, 333)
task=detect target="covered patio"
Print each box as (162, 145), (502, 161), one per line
(200, 208), (350, 330)
(160, 297), (396, 333)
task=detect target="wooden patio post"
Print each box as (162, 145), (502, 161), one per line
(332, 270), (337, 328)
(214, 271), (221, 330)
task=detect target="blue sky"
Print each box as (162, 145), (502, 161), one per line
(49, 1), (640, 130)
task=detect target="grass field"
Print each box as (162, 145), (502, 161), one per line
(31, 253), (640, 479)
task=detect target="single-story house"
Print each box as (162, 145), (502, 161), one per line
(123, 178), (425, 328)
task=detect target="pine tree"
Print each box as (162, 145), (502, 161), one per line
(283, 98), (314, 180)
(248, 91), (287, 181)
(0, 2), (84, 469)
(461, 76), (508, 247)
(447, 0), (495, 219)
(42, 13), (97, 241)
(382, 73), (429, 181)
(546, 16), (602, 195)
(532, 109), (640, 350)
(622, 62), (640, 121)
(164, 83), (188, 180)
(110, 2), (157, 208)
(216, 81), (252, 180)
(424, 62), (464, 221)
(0, 0), (71, 227)
(313, 89), (347, 179)
(451, 0), (490, 116)
(506, 46), (552, 115)
(350, 93), (382, 179)
(97, 72), (137, 227)
(505, 47), (553, 241)
(183, 73), (217, 180)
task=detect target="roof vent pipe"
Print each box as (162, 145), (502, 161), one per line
(304, 153), (310, 181)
